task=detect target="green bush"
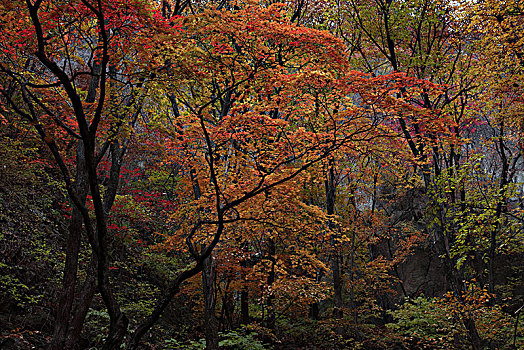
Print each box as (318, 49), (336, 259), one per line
(163, 329), (268, 350)
(387, 296), (467, 349)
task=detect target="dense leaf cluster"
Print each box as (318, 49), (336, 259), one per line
(0, 0), (523, 349)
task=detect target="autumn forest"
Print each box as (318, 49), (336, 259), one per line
(0, 0), (523, 349)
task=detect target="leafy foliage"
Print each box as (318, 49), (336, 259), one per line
(0, 0), (523, 349)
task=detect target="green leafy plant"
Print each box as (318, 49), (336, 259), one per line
(218, 330), (268, 350)
(387, 296), (467, 349)
(163, 330), (268, 350)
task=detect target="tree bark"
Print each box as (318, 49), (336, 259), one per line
(49, 141), (88, 350)
(203, 254), (219, 350)
(240, 259), (250, 325)
(326, 164), (343, 319)
(65, 258), (97, 350)
(265, 238), (276, 330)
(241, 290), (250, 324)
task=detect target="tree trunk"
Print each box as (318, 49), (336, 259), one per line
(49, 141), (88, 350)
(265, 238), (276, 330)
(488, 122), (509, 295)
(240, 259), (250, 325)
(49, 207), (83, 350)
(203, 254), (219, 350)
(441, 228), (484, 350)
(326, 164), (343, 319)
(65, 258), (97, 350)
(241, 290), (250, 324)
(463, 315), (484, 350)
(309, 301), (320, 320)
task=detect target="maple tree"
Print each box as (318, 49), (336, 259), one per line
(135, 3), (443, 348)
(289, 0), (524, 348)
(0, 0), (172, 348)
(0, 0), (523, 349)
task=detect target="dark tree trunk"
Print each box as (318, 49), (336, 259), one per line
(241, 290), (250, 324)
(326, 164), (343, 319)
(488, 122), (509, 296)
(65, 258), (97, 350)
(440, 228), (485, 350)
(309, 265), (324, 320)
(463, 315), (484, 350)
(309, 302), (320, 320)
(203, 254), (219, 350)
(220, 285), (234, 330)
(265, 238), (276, 330)
(240, 259), (250, 325)
(49, 141), (88, 350)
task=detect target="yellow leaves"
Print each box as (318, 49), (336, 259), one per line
(462, 0), (524, 129)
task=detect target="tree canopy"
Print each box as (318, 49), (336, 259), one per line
(0, 0), (523, 349)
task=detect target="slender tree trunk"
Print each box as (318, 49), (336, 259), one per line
(65, 258), (97, 349)
(265, 238), (276, 330)
(190, 168), (219, 349)
(203, 254), (219, 350)
(440, 225), (484, 350)
(50, 208), (83, 350)
(51, 65), (102, 349)
(49, 211), (82, 349)
(99, 142), (129, 350)
(349, 225), (358, 331)
(332, 253), (343, 318)
(241, 290), (250, 324)
(49, 141), (88, 350)
(240, 259), (250, 325)
(220, 284), (234, 330)
(309, 302), (320, 320)
(488, 122), (509, 295)
(309, 270), (323, 320)
(463, 315), (484, 350)
(326, 164), (343, 319)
